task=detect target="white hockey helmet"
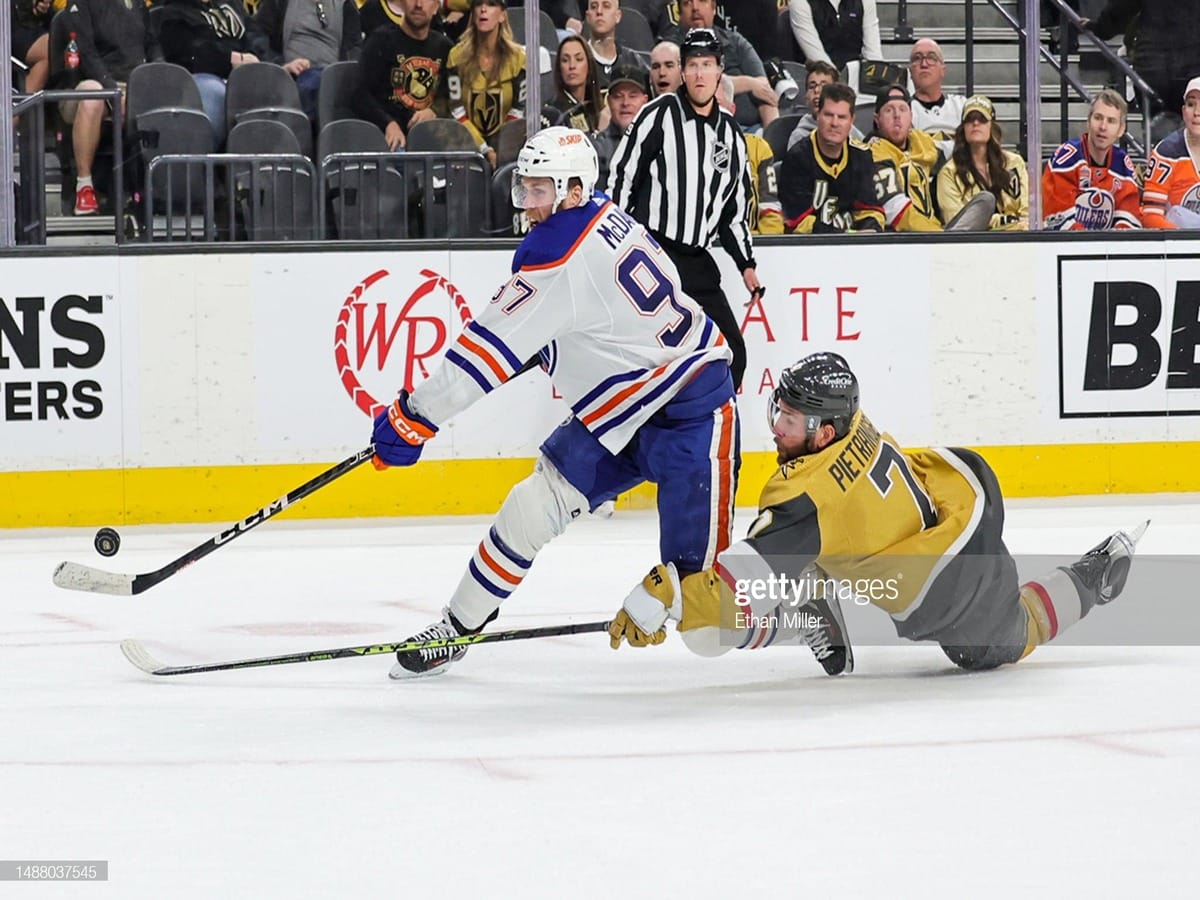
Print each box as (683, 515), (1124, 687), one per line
(511, 126), (598, 213)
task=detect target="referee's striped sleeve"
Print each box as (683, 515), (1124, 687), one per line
(605, 101), (656, 204)
(717, 128), (755, 271)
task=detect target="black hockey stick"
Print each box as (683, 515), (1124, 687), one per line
(52, 446), (377, 596)
(120, 620), (612, 676)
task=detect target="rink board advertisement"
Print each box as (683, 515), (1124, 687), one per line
(0, 256), (136, 469)
(3, 235), (1200, 525)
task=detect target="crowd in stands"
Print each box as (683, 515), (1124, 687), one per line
(8, 0), (1200, 235)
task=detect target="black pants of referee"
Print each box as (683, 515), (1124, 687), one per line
(655, 234), (746, 391)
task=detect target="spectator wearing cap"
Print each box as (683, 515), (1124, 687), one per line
(716, 73), (781, 234)
(780, 80), (883, 233)
(907, 37), (966, 155)
(591, 63), (649, 186)
(649, 40), (681, 96)
(936, 95), (1028, 231)
(787, 58), (863, 150)
(1085, 0), (1200, 115)
(585, 0), (647, 89)
(1043, 88), (1141, 231)
(607, 26), (761, 390)
(1141, 77), (1200, 229)
(664, 0), (778, 128)
(788, 0), (882, 70)
(868, 84), (945, 231)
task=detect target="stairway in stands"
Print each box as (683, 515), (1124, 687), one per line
(874, 0), (1141, 160)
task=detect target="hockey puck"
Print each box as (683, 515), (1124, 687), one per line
(94, 527), (121, 557)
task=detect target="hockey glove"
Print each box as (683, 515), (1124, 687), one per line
(609, 563), (682, 650)
(371, 391), (438, 469)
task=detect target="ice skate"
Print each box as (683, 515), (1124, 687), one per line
(389, 608), (495, 680)
(799, 592), (854, 676)
(1069, 520), (1149, 607)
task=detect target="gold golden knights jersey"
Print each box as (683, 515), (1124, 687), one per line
(936, 149), (1029, 230)
(447, 43), (527, 147)
(746, 133), (783, 235)
(869, 128), (945, 231)
(674, 410), (994, 638)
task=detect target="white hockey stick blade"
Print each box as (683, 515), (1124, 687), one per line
(52, 561), (135, 596)
(120, 640), (168, 675)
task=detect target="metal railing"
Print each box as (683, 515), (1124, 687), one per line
(969, 0), (1157, 156)
(10, 87), (124, 244)
(145, 153), (319, 242)
(141, 149), (491, 242)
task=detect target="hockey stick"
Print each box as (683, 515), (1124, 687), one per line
(120, 620), (612, 676)
(52, 447), (377, 597)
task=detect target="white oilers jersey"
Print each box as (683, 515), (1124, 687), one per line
(410, 195), (732, 453)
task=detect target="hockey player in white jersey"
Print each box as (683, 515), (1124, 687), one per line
(372, 126), (740, 678)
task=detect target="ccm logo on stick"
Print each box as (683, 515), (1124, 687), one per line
(1058, 255), (1200, 417)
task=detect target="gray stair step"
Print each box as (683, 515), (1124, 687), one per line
(877, 0), (1020, 31)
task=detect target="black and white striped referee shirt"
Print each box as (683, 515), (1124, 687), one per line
(605, 89), (756, 272)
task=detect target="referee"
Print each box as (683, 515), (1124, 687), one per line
(605, 27), (762, 391)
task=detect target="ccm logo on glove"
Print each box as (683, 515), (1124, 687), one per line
(372, 391), (439, 469)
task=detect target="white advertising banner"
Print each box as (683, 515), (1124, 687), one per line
(1045, 245), (1200, 441)
(253, 250), (569, 461)
(720, 242), (933, 451)
(0, 256), (136, 470)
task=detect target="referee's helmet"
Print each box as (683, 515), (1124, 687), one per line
(681, 28), (724, 68)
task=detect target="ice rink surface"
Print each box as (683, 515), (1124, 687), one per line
(2, 496), (1198, 898)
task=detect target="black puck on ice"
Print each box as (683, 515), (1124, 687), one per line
(94, 527), (121, 557)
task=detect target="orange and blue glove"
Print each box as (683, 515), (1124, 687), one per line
(371, 391), (438, 469)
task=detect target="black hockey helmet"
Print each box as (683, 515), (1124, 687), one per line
(680, 28), (724, 68)
(770, 352), (860, 440)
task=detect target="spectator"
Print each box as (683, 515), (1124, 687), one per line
(719, 0), (782, 62)
(585, 0), (646, 89)
(788, 0), (882, 70)
(780, 81), (883, 233)
(716, 73), (781, 234)
(58, 0), (158, 215)
(1141, 77), (1200, 229)
(11, 0), (53, 97)
(547, 34), (606, 132)
(907, 37), (965, 154)
(1086, 0), (1200, 113)
(936, 95), (1028, 231)
(255, 0), (363, 125)
(447, 0), (526, 168)
(665, 0), (778, 128)
(158, 0), (276, 147)
(868, 84), (944, 231)
(531, 0), (584, 38)
(591, 62), (649, 187)
(1043, 88), (1141, 230)
(353, 0), (452, 150)
(648, 39), (681, 96)
(644, 0), (681, 37)
(786, 58), (862, 150)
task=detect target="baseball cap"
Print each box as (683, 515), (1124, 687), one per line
(608, 64), (650, 96)
(874, 84), (911, 114)
(962, 94), (994, 122)
(1186, 76), (1200, 99)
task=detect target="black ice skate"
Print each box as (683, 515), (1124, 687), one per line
(389, 608), (496, 680)
(1068, 520), (1149, 609)
(800, 592), (854, 676)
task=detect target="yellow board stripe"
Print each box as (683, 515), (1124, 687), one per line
(2, 442), (1196, 528)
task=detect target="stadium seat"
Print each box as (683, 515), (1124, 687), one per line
(317, 118), (408, 239)
(136, 107), (214, 214)
(317, 60), (360, 134)
(494, 119), (528, 167)
(614, 9), (655, 53)
(490, 160), (519, 236)
(126, 62), (204, 142)
(763, 113), (801, 159)
(225, 63), (311, 157)
(405, 118), (479, 152)
(226, 119), (315, 240)
(508, 7), (559, 53)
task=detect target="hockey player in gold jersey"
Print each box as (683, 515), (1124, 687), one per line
(609, 352), (1146, 676)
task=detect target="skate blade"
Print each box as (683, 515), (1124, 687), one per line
(1125, 519), (1150, 547)
(388, 662), (452, 681)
